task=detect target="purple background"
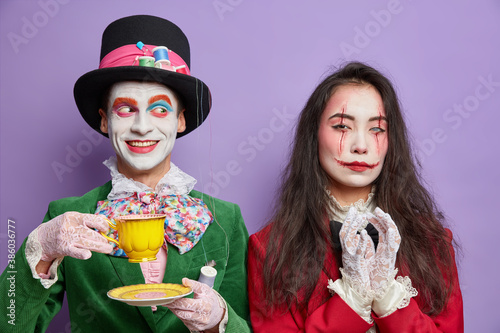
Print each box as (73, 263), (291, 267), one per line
(1, 0), (499, 331)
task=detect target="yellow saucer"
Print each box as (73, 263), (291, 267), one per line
(107, 283), (192, 307)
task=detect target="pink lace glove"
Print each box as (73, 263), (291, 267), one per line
(165, 278), (225, 332)
(366, 207), (401, 294)
(37, 212), (113, 262)
(339, 208), (375, 294)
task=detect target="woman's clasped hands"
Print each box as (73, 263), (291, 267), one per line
(339, 207), (401, 303)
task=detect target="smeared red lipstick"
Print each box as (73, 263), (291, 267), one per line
(336, 159), (379, 172)
(126, 140), (159, 154)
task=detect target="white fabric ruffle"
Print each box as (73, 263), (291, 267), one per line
(328, 268), (418, 328)
(25, 227), (63, 289)
(104, 156), (197, 200)
(328, 272), (373, 324)
(326, 188), (376, 230)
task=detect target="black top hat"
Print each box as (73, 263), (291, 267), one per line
(74, 15), (211, 138)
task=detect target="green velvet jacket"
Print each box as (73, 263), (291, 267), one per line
(0, 181), (251, 332)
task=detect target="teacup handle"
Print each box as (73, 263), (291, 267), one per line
(100, 218), (119, 245)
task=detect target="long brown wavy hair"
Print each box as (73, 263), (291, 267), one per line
(262, 61), (458, 315)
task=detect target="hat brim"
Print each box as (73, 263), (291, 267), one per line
(74, 66), (211, 138)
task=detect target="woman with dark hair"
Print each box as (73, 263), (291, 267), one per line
(248, 62), (463, 332)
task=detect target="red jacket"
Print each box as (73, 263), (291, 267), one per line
(248, 225), (464, 332)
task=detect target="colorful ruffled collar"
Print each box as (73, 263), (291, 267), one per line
(96, 157), (212, 255)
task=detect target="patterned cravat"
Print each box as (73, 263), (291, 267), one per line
(95, 191), (213, 256)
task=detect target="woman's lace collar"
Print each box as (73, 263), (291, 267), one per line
(104, 156), (197, 200)
(326, 187), (377, 224)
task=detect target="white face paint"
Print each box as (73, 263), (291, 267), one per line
(318, 84), (388, 195)
(100, 81), (185, 175)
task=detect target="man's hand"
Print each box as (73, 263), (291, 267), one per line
(37, 212), (113, 264)
(165, 278), (225, 332)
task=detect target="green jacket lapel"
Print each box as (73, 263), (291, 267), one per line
(163, 243), (193, 284)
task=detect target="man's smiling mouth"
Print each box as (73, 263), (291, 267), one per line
(126, 140), (158, 147)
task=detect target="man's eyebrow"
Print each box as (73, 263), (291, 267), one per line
(112, 97), (138, 107)
(328, 113), (355, 120)
(148, 94), (172, 105)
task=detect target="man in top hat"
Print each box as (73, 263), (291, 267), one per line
(0, 15), (250, 332)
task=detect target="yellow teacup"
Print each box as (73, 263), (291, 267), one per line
(101, 214), (166, 263)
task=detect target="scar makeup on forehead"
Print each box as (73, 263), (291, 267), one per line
(112, 97), (138, 108)
(339, 103), (347, 155)
(148, 94), (173, 106)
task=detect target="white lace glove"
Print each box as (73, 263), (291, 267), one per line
(165, 278), (225, 332)
(339, 208), (375, 294)
(366, 207), (401, 294)
(37, 212), (113, 262)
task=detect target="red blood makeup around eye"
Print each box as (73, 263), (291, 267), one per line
(339, 104), (346, 155)
(374, 106), (387, 155)
(376, 108), (381, 154)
